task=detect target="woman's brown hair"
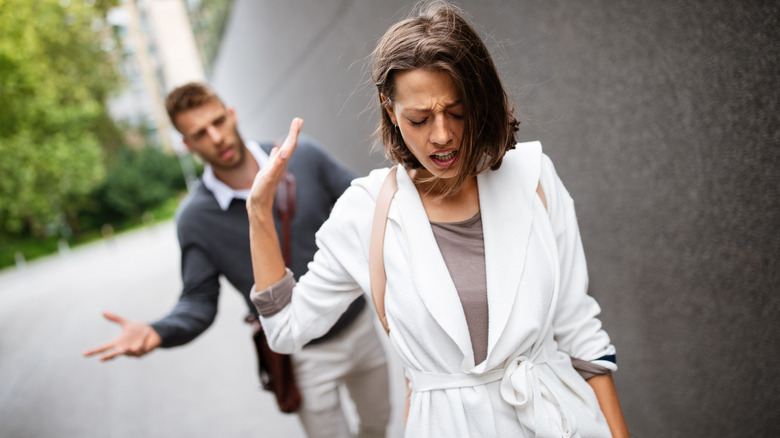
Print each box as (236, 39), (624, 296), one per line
(370, 0), (519, 196)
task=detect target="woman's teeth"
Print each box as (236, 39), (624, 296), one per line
(432, 150), (456, 161)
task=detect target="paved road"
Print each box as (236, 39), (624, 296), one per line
(0, 222), (406, 438)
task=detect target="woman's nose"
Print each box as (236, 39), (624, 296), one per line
(429, 115), (451, 145)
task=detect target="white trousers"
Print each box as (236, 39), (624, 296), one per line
(292, 307), (391, 438)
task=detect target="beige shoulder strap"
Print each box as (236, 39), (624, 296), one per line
(536, 182), (547, 211)
(369, 166), (398, 334)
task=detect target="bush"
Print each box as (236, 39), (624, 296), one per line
(78, 146), (195, 230)
(0, 146), (202, 270)
(0, 234), (60, 270)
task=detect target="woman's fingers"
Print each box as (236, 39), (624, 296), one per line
(278, 117), (303, 160)
(248, 118), (303, 211)
(265, 118), (303, 177)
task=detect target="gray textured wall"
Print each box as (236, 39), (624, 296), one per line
(210, 1), (780, 436)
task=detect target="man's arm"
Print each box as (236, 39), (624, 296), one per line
(148, 225), (221, 347)
(84, 211), (221, 359)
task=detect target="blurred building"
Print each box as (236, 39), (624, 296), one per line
(106, 0), (230, 153)
(182, 0), (233, 77)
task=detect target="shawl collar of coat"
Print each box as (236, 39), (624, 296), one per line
(385, 141), (543, 369)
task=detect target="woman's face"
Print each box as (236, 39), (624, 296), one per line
(384, 69), (466, 180)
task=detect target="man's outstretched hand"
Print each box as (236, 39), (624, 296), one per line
(83, 311), (161, 361)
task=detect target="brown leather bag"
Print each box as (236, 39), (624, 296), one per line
(247, 165), (301, 413)
(248, 314), (301, 413)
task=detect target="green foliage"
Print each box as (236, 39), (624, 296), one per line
(0, 0), (205, 271)
(0, 233), (60, 271)
(0, 231), (61, 270)
(0, 0), (121, 236)
(98, 145), (189, 219)
(0, 189), (188, 271)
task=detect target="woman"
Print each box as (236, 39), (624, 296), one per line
(248, 1), (629, 437)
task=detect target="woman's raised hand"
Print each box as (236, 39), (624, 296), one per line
(248, 118), (303, 290)
(247, 118), (303, 217)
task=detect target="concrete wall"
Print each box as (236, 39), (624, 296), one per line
(210, 1), (780, 436)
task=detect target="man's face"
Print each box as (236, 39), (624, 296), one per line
(175, 99), (245, 170)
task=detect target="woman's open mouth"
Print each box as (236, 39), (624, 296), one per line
(430, 149), (458, 169)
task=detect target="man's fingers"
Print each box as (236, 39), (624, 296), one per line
(99, 348), (125, 362)
(83, 342), (113, 357)
(102, 311), (124, 325)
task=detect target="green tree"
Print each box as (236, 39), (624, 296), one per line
(0, 0), (120, 236)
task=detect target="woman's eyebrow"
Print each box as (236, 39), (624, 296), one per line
(405, 100), (463, 112)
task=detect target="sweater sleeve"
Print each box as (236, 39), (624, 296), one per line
(542, 155), (617, 373)
(150, 211), (220, 348)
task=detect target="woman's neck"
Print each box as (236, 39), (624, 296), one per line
(413, 171), (479, 223)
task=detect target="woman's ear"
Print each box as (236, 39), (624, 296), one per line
(381, 94), (398, 126)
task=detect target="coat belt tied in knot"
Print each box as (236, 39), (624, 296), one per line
(499, 355), (575, 438)
(405, 353), (576, 438)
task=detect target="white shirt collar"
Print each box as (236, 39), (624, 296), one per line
(202, 140), (269, 211)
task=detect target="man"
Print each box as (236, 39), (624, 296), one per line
(84, 82), (391, 438)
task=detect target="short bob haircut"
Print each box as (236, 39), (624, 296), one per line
(371, 0), (519, 196)
(165, 82), (224, 131)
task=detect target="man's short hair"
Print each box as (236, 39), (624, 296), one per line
(165, 82), (223, 130)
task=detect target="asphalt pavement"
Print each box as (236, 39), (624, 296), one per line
(0, 221), (405, 438)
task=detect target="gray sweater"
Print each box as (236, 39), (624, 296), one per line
(152, 138), (362, 347)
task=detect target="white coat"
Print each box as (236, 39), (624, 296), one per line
(259, 142), (617, 438)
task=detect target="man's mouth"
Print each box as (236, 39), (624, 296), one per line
(219, 147), (234, 160)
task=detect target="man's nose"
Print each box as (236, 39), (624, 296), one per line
(206, 126), (222, 144)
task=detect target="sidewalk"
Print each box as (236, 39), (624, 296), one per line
(0, 223), (316, 437)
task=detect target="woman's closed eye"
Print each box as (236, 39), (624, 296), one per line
(408, 112), (463, 127)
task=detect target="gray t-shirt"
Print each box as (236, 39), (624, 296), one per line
(431, 211), (489, 365)
(431, 211), (610, 379)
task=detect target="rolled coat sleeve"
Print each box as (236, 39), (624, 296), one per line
(542, 155), (617, 372)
